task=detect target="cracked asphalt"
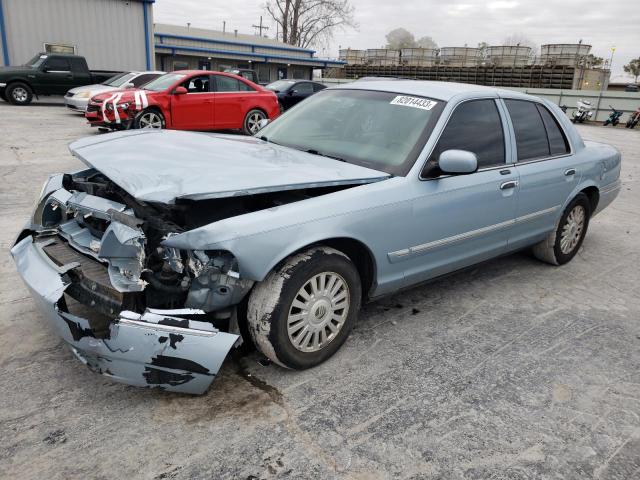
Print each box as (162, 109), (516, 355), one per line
(1, 101), (639, 480)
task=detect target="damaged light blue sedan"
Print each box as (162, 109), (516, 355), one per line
(12, 81), (621, 394)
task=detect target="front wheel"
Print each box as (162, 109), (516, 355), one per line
(532, 193), (591, 266)
(243, 109), (267, 135)
(7, 82), (33, 105)
(603, 120), (610, 126)
(247, 247), (361, 369)
(133, 109), (165, 129)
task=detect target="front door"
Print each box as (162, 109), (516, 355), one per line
(503, 99), (578, 250)
(400, 99), (519, 286)
(37, 57), (75, 95)
(283, 81), (314, 109)
(170, 74), (214, 130)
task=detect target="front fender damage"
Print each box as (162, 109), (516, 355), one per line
(12, 236), (238, 394)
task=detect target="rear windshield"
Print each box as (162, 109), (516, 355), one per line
(143, 73), (186, 92)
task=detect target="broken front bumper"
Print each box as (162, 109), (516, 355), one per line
(11, 235), (239, 394)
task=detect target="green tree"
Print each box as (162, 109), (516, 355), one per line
(624, 58), (640, 82)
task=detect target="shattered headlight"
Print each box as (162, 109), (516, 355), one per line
(32, 174), (65, 227)
(159, 243), (253, 312)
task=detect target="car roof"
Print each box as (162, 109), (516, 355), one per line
(331, 80), (535, 102)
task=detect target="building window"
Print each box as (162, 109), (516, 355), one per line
(172, 61), (189, 71)
(44, 43), (76, 54)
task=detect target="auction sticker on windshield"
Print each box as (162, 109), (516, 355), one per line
(390, 96), (438, 111)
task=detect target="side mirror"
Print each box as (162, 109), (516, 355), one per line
(438, 149), (478, 175)
(174, 86), (188, 95)
(289, 89), (297, 96)
(257, 118), (270, 129)
(123, 82), (135, 88)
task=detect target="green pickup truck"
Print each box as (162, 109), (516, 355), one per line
(0, 53), (121, 106)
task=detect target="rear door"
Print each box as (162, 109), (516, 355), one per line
(170, 74), (214, 130)
(504, 99), (577, 249)
(212, 75), (256, 129)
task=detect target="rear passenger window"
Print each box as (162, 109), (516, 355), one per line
(428, 99), (505, 173)
(215, 76), (240, 92)
(295, 82), (314, 94)
(536, 104), (570, 155)
(505, 100), (551, 161)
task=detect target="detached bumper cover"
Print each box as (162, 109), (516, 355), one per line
(11, 236), (239, 394)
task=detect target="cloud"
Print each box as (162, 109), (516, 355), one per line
(153, 0), (640, 77)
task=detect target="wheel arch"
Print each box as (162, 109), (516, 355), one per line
(6, 78), (35, 95)
(266, 237), (377, 299)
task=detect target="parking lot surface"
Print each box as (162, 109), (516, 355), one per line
(1, 103), (639, 480)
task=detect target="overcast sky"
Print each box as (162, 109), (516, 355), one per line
(154, 0), (639, 81)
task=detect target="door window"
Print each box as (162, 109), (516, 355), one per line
(425, 99), (505, 177)
(215, 75), (254, 92)
(182, 75), (210, 93)
(505, 100), (555, 161)
(294, 82), (314, 95)
(536, 104), (570, 155)
(43, 58), (71, 71)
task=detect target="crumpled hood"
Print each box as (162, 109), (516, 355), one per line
(69, 130), (390, 204)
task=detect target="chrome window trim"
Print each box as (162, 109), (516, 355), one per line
(418, 96), (509, 181)
(388, 205), (560, 262)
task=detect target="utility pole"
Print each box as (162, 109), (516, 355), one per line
(252, 16), (269, 37)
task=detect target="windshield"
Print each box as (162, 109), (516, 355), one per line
(143, 73), (186, 92)
(258, 89), (444, 175)
(24, 54), (48, 68)
(266, 80), (295, 92)
(105, 72), (136, 87)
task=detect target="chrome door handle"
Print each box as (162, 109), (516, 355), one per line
(564, 168), (576, 176)
(500, 180), (519, 190)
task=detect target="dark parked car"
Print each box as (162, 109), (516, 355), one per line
(265, 79), (326, 111)
(0, 53), (121, 105)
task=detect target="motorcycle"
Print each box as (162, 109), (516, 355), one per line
(603, 105), (623, 126)
(571, 99), (594, 123)
(626, 106), (640, 129)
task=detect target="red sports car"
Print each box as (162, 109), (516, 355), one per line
(85, 70), (280, 135)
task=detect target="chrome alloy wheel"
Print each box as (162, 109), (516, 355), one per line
(246, 111), (266, 134)
(12, 87), (28, 103)
(560, 205), (585, 254)
(287, 272), (350, 353)
(138, 111), (163, 129)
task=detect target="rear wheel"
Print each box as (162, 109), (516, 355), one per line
(532, 193), (591, 266)
(243, 109), (267, 135)
(247, 247), (361, 369)
(133, 109), (165, 129)
(7, 82), (33, 105)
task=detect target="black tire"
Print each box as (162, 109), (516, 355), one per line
(133, 108), (165, 129)
(278, 101), (284, 114)
(6, 82), (33, 105)
(0, 90), (7, 102)
(612, 119), (619, 126)
(532, 193), (591, 266)
(242, 108), (267, 135)
(247, 246), (362, 369)
(571, 117), (577, 123)
(603, 120), (610, 126)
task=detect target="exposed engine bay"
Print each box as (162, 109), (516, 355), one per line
(30, 169), (351, 332)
